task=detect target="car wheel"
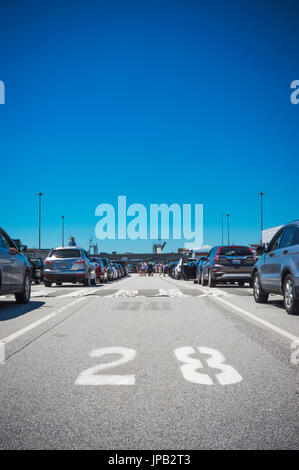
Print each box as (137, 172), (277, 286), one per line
(15, 272), (31, 304)
(83, 271), (91, 286)
(238, 281), (245, 287)
(44, 281), (52, 287)
(253, 272), (268, 303)
(201, 270), (207, 286)
(91, 270), (97, 286)
(283, 275), (299, 315)
(208, 270), (216, 287)
(35, 280), (41, 285)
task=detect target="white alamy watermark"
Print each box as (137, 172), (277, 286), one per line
(0, 81), (5, 104)
(95, 196), (203, 249)
(290, 80), (299, 105)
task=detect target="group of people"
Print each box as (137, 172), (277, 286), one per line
(137, 263), (166, 276)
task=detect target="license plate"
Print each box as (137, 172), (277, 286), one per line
(61, 264), (68, 269)
(233, 259), (241, 264)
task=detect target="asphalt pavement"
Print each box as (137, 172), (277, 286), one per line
(0, 274), (298, 449)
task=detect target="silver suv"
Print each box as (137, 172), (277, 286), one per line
(252, 220), (299, 315)
(0, 227), (31, 303)
(44, 247), (97, 287)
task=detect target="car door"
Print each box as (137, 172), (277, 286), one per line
(278, 225), (299, 288)
(263, 228), (285, 291)
(0, 232), (14, 289)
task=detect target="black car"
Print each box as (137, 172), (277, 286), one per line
(201, 245), (256, 287)
(252, 220), (299, 315)
(0, 227), (31, 303)
(28, 257), (44, 284)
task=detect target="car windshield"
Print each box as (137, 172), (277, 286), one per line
(219, 247), (252, 257)
(49, 249), (81, 258)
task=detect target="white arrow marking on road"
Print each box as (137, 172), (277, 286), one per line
(113, 289), (139, 297)
(156, 289), (188, 297)
(58, 286), (106, 298)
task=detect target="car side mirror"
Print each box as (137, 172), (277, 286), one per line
(19, 245), (27, 253)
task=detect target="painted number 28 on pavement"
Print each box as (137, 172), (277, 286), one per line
(75, 346), (242, 386)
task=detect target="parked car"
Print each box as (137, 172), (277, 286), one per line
(110, 262), (120, 280)
(117, 261), (128, 276)
(174, 257), (197, 280)
(44, 247), (97, 287)
(0, 227), (31, 303)
(170, 261), (178, 278)
(201, 245), (256, 287)
(194, 256), (207, 284)
(90, 257), (108, 283)
(101, 258), (114, 282)
(28, 257), (44, 284)
(252, 220), (299, 315)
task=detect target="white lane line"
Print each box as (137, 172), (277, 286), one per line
(213, 296), (299, 343)
(0, 297), (86, 348)
(30, 290), (54, 298)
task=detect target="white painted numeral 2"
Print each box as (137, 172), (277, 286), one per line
(75, 347), (136, 385)
(75, 346), (242, 386)
(174, 346), (242, 385)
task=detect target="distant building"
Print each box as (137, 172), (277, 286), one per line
(262, 225), (283, 244)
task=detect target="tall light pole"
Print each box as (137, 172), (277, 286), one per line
(37, 192), (43, 249)
(259, 192), (264, 244)
(226, 214), (230, 245)
(221, 214), (224, 245)
(61, 216), (65, 247)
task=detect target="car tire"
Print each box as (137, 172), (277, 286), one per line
(238, 281), (245, 287)
(208, 270), (216, 287)
(201, 270), (208, 286)
(83, 272), (91, 286)
(283, 274), (299, 315)
(15, 272), (31, 304)
(45, 281), (52, 287)
(91, 271), (97, 286)
(253, 272), (268, 304)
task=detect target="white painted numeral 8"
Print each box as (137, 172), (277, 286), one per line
(174, 346), (242, 385)
(75, 347), (136, 385)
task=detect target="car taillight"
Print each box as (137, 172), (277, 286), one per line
(214, 247), (221, 262)
(44, 260), (52, 265)
(248, 247), (256, 262)
(75, 258), (87, 264)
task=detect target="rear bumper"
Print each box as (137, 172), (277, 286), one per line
(44, 272), (87, 283)
(213, 272), (252, 281)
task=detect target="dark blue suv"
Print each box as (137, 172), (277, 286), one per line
(252, 220), (299, 315)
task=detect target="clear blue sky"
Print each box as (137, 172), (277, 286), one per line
(0, 0), (298, 252)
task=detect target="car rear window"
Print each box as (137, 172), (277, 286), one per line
(219, 247), (252, 257)
(49, 249), (81, 258)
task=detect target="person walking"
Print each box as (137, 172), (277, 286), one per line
(147, 263), (153, 276)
